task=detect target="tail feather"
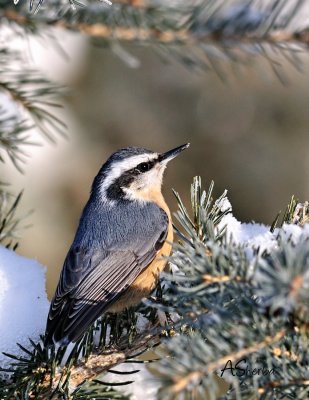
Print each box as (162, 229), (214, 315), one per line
(44, 300), (109, 346)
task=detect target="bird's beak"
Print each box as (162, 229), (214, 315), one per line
(159, 143), (190, 164)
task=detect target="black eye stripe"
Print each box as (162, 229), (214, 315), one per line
(106, 158), (158, 200)
(136, 160), (155, 173)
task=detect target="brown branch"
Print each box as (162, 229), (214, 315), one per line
(171, 329), (286, 395)
(113, 0), (145, 6)
(207, 329), (286, 374)
(55, 21), (189, 43)
(171, 371), (202, 394)
(258, 378), (309, 395)
(202, 274), (244, 285)
(51, 24), (309, 46)
(46, 330), (160, 394)
(290, 274), (305, 300)
(1, 9), (309, 46)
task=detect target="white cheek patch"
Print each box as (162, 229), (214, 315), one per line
(100, 153), (158, 202)
(123, 165), (166, 201)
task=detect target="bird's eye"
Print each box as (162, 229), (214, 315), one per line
(136, 162), (151, 173)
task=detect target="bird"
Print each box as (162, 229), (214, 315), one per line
(45, 143), (190, 346)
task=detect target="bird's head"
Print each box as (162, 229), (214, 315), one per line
(94, 144), (189, 203)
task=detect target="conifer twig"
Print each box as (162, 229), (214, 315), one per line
(51, 330), (160, 392)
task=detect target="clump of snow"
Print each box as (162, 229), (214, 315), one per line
(0, 246), (49, 373)
(215, 196), (232, 213)
(217, 194), (309, 259)
(217, 199), (277, 255)
(220, 213), (276, 253)
(278, 223), (304, 243)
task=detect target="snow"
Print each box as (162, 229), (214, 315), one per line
(216, 196), (232, 213)
(220, 211), (309, 254)
(279, 222), (305, 243)
(0, 246), (49, 373)
(219, 213), (276, 254)
(0, 91), (21, 130)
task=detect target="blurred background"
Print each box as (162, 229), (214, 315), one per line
(3, 21), (309, 298)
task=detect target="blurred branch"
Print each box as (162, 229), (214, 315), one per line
(2, 1), (309, 44)
(0, 47), (66, 171)
(0, 188), (25, 249)
(257, 378), (309, 397)
(1, 1), (309, 78)
(0, 119), (33, 172)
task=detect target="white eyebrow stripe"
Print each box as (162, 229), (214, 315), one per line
(100, 153), (158, 202)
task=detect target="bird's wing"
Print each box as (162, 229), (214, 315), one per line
(45, 208), (169, 345)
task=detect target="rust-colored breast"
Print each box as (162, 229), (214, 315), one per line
(108, 190), (172, 313)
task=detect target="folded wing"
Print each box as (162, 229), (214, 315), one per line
(45, 207), (168, 345)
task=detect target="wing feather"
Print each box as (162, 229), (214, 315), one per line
(45, 205), (168, 345)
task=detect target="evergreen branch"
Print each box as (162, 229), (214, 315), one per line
(0, 120), (33, 173)
(274, 195), (309, 227)
(173, 177), (231, 243)
(61, 330), (159, 392)
(206, 330), (286, 375)
(3, 5), (309, 45)
(255, 232), (309, 325)
(37, 24), (309, 47)
(1, 176), (309, 399)
(150, 322), (289, 400)
(226, 332), (309, 399)
(169, 330), (286, 396)
(73, 383), (131, 400)
(0, 47), (66, 171)
(0, 309), (161, 399)
(148, 177), (309, 399)
(291, 201), (309, 225)
(1, 1), (309, 78)
(201, 273), (244, 285)
(0, 187), (26, 249)
(0, 74), (66, 143)
(257, 378), (309, 396)
(271, 195), (300, 230)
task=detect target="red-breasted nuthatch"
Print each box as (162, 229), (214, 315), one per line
(45, 143), (189, 346)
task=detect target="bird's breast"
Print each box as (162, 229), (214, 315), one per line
(107, 191), (173, 312)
